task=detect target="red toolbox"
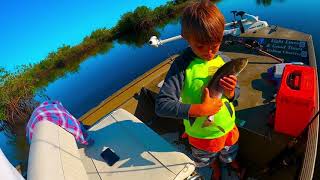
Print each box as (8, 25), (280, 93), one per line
(275, 64), (317, 137)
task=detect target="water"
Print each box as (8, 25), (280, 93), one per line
(0, 132), (19, 165)
(41, 22), (188, 118)
(1, 0), (320, 170)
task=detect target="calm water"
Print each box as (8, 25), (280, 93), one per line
(1, 0), (320, 167)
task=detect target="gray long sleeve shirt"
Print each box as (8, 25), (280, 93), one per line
(155, 48), (240, 120)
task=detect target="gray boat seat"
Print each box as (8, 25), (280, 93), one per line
(80, 108), (195, 180)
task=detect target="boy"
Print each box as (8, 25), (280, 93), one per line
(155, 1), (240, 179)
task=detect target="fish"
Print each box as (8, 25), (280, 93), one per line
(202, 57), (249, 129)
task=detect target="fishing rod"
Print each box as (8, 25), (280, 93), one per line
(149, 11), (269, 47)
(223, 36), (285, 63)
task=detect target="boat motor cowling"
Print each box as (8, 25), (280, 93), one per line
(149, 36), (160, 47)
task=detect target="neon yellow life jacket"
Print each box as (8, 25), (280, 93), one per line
(181, 55), (235, 139)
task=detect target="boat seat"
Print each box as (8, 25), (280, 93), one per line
(79, 108), (195, 180)
(27, 120), (88, 180)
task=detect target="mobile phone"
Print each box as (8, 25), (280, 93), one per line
(100, 148), (120, 166)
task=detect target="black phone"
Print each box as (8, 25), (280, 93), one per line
(100, 148), (120, 166)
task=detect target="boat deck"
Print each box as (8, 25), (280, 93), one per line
(80, 27), (318, 179)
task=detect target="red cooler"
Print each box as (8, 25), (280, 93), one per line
(275, 64), (316, 137)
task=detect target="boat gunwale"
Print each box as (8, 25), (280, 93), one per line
(299, 32), (319, 180)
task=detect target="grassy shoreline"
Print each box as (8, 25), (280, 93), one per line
(0, 0), (191, 130)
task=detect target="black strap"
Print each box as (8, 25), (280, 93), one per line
(224, 101), (233, 117)
(189, 117), (196, 126)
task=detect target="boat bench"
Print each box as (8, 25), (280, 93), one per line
(27, 108), (195, 180)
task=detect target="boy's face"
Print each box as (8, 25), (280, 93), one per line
(186, 36), (221, 61)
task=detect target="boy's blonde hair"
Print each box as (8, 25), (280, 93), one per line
(181, 0), (225, 44)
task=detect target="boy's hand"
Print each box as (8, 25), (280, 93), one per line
(189, 88), (222, 117)
(219, 75), (237, 99)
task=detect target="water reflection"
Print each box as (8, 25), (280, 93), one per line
(117, 29), (160, 47)
(117, 19), (179, 47)
(256, 0), (285, 6)
(44, 23), (188, 118)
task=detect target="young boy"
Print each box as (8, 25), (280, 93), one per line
(155, 1), (240, 179)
